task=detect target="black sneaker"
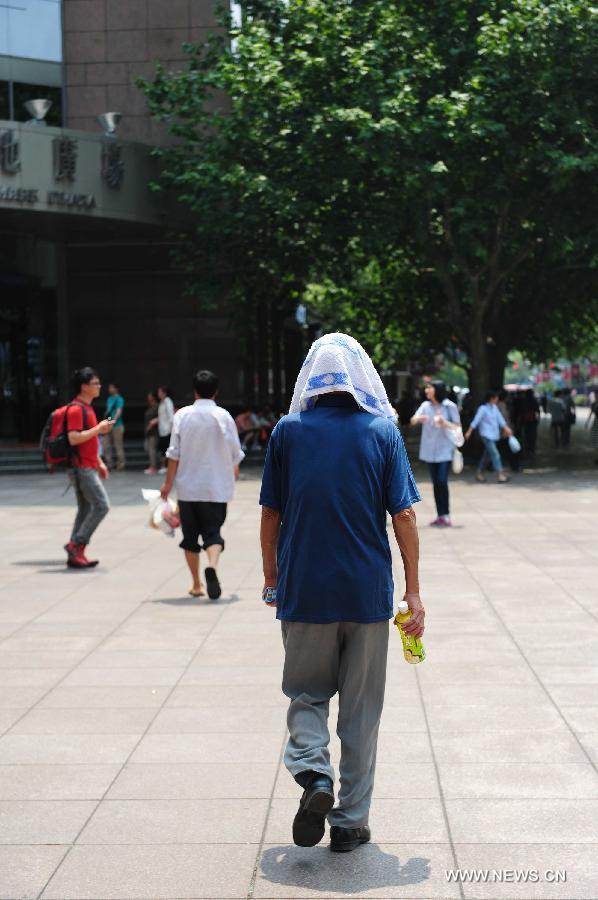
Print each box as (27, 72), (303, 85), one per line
(204, 567), (221, 600)
(292, 774), (335, 847)
(330, 824), (371, 853)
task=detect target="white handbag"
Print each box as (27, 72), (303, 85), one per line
(452, 449), (464, 474)
(448, 425), (465, 448)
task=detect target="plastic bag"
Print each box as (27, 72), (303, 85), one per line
(508, 435), (521, 454)
(452, 449), (464, 474)
(141, 489), (180, 537)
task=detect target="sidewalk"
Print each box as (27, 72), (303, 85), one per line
(0, 458), (597, 899)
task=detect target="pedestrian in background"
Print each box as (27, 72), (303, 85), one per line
(411, 381), (461, 526)
(548, 390), (566, 448)
(160, 370), (244, 599)
(260, 332), (423, 853)
(586, 397), (598, 464)
(520, 389), (540, 457)
(561, 388), (576, 449)
(103, 382), (126, 471)
(64, 367), (113, 568)
(144, 390), (159, 475)
(498, 390), (519, 473)
(465, 391), (513, 483)
(156, 385), (175, 473)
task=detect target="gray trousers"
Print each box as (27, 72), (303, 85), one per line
(70, 468), (110, 545)
(104, 427), (126, 470)
(281, 620), (389, 829)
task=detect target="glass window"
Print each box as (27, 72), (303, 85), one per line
(0, 82), (10, 120)
(12, 82), (62, 126)
(0, 0), (62, 63)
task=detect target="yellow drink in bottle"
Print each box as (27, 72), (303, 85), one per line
(394, 600), (425, 664)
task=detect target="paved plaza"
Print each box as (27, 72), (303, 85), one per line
(1, 443), (598, 899)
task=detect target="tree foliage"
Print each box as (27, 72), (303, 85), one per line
(142, 0), (598, 398)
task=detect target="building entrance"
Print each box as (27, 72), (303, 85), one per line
(0, 252), (58, 442)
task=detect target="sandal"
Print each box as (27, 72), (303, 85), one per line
(188, 586), (206, 598)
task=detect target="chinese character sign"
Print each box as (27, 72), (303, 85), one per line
(101, 141), (124, 189)
(53, 137), (78, 182)
(0, 130), (21, 174)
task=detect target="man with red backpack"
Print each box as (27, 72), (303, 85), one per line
(63, 367), (113, 568)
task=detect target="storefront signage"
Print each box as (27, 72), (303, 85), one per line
(0, 185), (95, 209)
(0, 121), (170, 226)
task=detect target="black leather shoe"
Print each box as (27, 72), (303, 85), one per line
(292, 774), (335, 847)
(330, 824), (371, 852)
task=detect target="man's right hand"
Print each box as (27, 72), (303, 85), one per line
(402, 592), (425, 638)
(97, 419), (114, 435)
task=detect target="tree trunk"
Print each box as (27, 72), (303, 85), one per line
(467, 332), (508, 405)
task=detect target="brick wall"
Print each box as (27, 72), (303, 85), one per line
(62, 0), (217, 143)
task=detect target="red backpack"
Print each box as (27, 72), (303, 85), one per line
(40, 401), (90, 470)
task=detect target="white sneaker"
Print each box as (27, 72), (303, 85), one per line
(158, 467), (167, 474)
(144, 468), (157, 475)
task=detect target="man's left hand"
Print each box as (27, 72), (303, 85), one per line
(402, 592), (425, 638)
(98, 462), (109, 481)
(160, 483), (171, 500)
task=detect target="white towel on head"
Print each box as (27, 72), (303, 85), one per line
(289, 332), (394, 418)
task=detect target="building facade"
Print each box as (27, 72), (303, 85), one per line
(0, 1), (254, 442)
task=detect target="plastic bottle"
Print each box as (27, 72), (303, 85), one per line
(394, 600), (426, 664)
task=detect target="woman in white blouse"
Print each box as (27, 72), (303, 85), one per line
(411, 382), (461, 527)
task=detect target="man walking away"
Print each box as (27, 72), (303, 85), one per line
(65, 367), (113, 568)
(548, 390), (566, 448)
(259, 333), (424, 853)
(104, 382), (126, 470)
(160, 370), (245, 599)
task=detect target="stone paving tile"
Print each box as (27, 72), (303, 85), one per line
(80, 649), (196, 668)
(166, 683), (288, 707)
(61, 666), (185, 686)
(106, 761), (277, 800)
(424, 704), (566, 734)
(0, 763), (120, 800)
(179, 665), (288, 685)
(0, 667), (67, 687)
(454, 843), (598, 899)
(446, 798), (598, 843)
(10, 706), (158, 735)
(438, 762), (598, 799)
(253, 843), (460, 898)
(38, 684), (172, 708)
(0, 708), (26, 731)
(0, 845), (69, 900)
(0, 732), (141, 764)
(431, 730), (588, 764)
(0, 799), (96, 843)
(41, 843), (258, 898)
(148, 705), (286, 734)
(78, 797), (269, 844)
(130, 731), (284, 764)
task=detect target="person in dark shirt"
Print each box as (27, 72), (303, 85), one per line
(259, 333), (424, 853)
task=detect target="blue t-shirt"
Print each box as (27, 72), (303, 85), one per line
(259, 395), (421, 624)
(106, 394), (124, 428)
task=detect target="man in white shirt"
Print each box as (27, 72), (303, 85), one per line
(160, 371), (245, 599)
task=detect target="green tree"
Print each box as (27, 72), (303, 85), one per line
(142, 1), (598, 400)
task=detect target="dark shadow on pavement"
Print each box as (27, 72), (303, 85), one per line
(259, 844), (431, 894)
(12, 560), (65, 567)
(149, 593), (241, 607)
